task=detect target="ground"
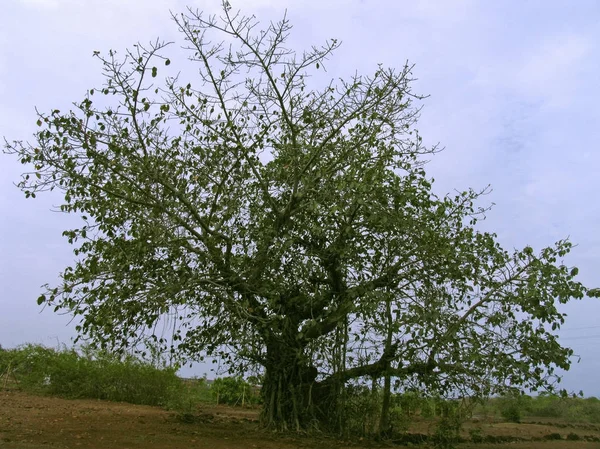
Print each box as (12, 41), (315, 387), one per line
(1, 389), (599, 449)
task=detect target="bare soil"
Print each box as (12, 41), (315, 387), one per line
(1, 388), (599, 449)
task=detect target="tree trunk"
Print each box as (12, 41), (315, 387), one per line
(379, 294), (394, 435)
(380, 372), (392, 434)
(260, 336), (321, 431)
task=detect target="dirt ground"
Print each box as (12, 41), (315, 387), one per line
(1, 388), (599, 449)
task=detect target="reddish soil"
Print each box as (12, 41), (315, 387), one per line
(0, 389), (357, 449)
(1, 388), (599, 449)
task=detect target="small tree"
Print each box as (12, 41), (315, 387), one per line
(5, 2), (598, 432)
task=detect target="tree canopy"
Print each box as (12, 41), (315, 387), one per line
(5, 3), (598, 433)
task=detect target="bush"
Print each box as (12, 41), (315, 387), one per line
(497, 392), (532, 423)
(468, 427), (484, 443)
(432, 414), (462, 449)
(397, 391), (422, 418)
(2, 343), (273, 421)
(342, 384), (381, 436)
(211, 376), (260, 406)
(420, 398), (436, 418)
(543, 433), (562, 440)
(479, 392), (600, 423)
(164, 377), (212, 415)
(531, 394), (564, 418)
(1, 344), (181, 406)
(500, 402), (522, 423)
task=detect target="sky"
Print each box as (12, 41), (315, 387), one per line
(1, 0), (599, 394)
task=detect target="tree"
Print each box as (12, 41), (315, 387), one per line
(5, 3), (598, 432)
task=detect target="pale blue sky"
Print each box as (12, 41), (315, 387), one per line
(1, 0), (599, 394)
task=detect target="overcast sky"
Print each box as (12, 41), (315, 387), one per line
(1, 0), (599, 394)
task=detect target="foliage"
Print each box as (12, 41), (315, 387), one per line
(543, 432), (563, 440)
(163, 376), (213, 415)
(497, 391), (531, 423)
(1, 343), (271, 421)
(500, 402), (522, 423)
(397, 390), (424, 417)
(342, 384), (382, 436)
(212, 376), (260, 406)
(0, 344), (180, 406)
(432, 413), (462, 449)
(5, 1), (598, 432)
(468, 427), (484, 444)
(479, 393), (600, 423)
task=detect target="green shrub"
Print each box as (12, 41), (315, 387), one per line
(543, 432), (562, 440)
(1, 344), (181, 406)
(531, 395), (563, 418)
(500, 402), (522, 423)
(496, 392), (532, 423)
(420, 398), (436, 418)
(432, 414), (462, 449)
(342, 384), (381, 436)
(468, 427), (484, 443)
(397, 391), (422, 418)
(479, 392), (600, 423)
(212, 376), (260, 406)
(164, 377), (212, 414)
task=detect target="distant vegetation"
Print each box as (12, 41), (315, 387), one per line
(2, 343), (600, 438)
(0, 344), (259, 415)
(0, 343), (182, 406)
(488, 392), (600, 424)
